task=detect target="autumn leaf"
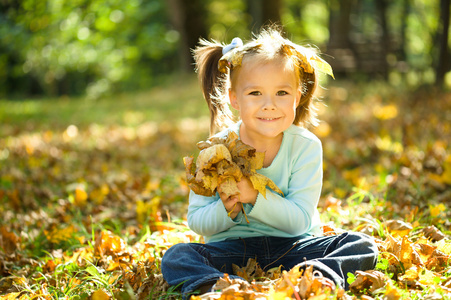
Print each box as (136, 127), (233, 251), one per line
(349, 270), (389, 294)
(184, 156), (216, 197)
(196, 144), (233, 170)
(422, 225), (445, 242)
(0, 226), (20, 254)
(249, 173), (283, 199)
(91, 289), (110, 300)
(183, 131), (283, 202)
(232, 258), (265, 282)
(74, 187), (88, 207)
(384, 220), (412, 237)
(94, 231), (127, 257)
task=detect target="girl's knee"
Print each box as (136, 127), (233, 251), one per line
(163, 243), (194, 260)
(340, 232), (379, 256)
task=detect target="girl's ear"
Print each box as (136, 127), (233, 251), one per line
(295, 88), (302, 107)
(229, 89), (240, 110)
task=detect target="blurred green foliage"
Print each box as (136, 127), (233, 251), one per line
(1, 0), (177, 98)
(0, 0), (448, 99)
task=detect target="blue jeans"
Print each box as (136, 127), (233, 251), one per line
(161, 232), (378, 298)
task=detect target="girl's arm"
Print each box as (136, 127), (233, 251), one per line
(187, 191), (244, 236)
(246, 139), (322, 235)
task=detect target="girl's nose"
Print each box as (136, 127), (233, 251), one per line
(262, 95), (277, 110)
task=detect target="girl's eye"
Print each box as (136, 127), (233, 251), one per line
(276, 90), (289, 96)
(249, 91), (261, 96)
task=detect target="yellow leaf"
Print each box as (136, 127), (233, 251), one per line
(136, 197), (161, 224)
(373, 104), (398, 120)
(200, 172), (219, 193)
(248, 152), (265, 172)
(89, 184), (109, 204)
(399, 265), (419, 282)
(44, 225), (76, 244)
(436, 239), (451, 255)
(384, 282), (402, 300)
(384, 220), (412, 237)
(249, 173), (283, 199)
(94, 230), (127, 257)
(310, 55), (335, 79)
(268, 291), (289, 300)
(429, 203), (446, 218)
(74, 187), (88, 207)
(196, 144), (232, 170)
(136, 200), (147, 224)
(216, 160), (243, 180)
(91, 289), (110, 300)
(217, 176), (239, 199)
(399, 236), (422, 268)
(418, 269), (438, 285)
(0, 293), (25, 300)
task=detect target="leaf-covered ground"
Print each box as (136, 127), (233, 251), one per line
(1, 79), (450, 299)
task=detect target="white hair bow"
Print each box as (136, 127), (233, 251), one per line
(222, 37), (243, 55)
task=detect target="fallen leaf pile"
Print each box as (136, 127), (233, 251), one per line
(0, 81), (450, 299)
(184, 131), (282, 199)
(191, 262), (345, 300)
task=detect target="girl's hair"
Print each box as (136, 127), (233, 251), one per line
(193, 26), (330, 136)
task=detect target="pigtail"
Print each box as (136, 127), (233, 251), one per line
(294, 69), (319, 127)
(193, 39), (234, 136)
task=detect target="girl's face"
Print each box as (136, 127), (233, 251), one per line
(229, 58), (301, 146)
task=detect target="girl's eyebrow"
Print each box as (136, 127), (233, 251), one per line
(243, 84), (294, 91)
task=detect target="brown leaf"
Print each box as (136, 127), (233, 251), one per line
(425, 249), (449, 271)
(399, 236), (423, 267)
(349, 270), (389, 294)
(216, 160), (243, 180)
(217, 176), (239, 199)
(212, 273), (250, 292)
(196, 144), (233, 171)
(184, 156), (215, 197)
(0, 226), (20, 254)
(232, 258), (265, 282)
(384, 220), (413, 237)
(422, 225), (445, 242)
(196, 170), (219, 193)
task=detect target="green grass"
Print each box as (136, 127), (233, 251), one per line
(0, 75), (208, 134)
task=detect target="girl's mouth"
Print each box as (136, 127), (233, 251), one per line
(258, 117), (280, 121)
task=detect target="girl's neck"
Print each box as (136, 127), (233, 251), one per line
(239, 124), (283, 168)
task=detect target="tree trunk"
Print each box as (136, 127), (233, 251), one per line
(399, 0), (410, 62)
(166, 0), (208, 72)
(246, 0), (282, 32)
(436, 0), (450, 88)
(327, 0), (357, 75)
(375, 0), (390, 79)
(328, 0), (354, 49)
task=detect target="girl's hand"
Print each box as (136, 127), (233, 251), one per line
(236, 177), (258, 205)
(220, 195), (241, 219)
(219, 177), (258, 220)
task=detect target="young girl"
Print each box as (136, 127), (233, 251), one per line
(161, 27), (378, 298)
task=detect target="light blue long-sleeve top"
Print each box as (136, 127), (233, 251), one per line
(187, 121), (323, 243)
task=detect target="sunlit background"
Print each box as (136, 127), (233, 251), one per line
(0, 0), (449, 100)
